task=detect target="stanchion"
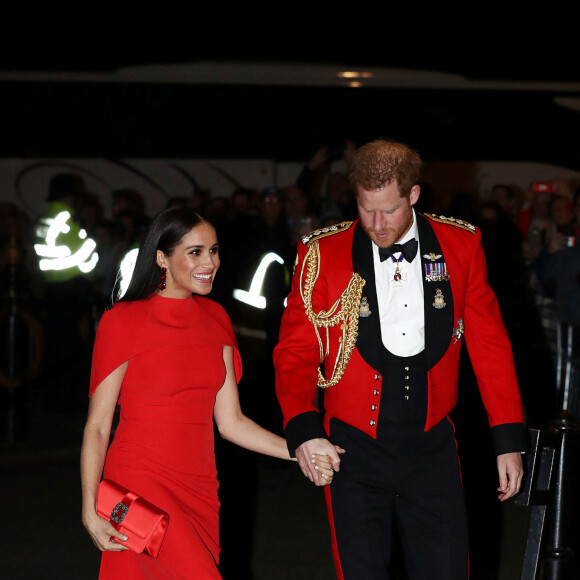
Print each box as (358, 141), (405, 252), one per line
(542, 411), (579, 580)
(517, 412), (579, 579)
(516, 428), (558, 580)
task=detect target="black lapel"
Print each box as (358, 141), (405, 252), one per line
(416, 213), (454, 369)
(352, 222), (383, 371)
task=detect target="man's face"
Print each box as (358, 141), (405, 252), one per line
(356, 181), (420, 248)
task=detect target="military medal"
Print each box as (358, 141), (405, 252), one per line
(389, 254), (407, 287)
(423, 252), (442, 261)
(453, 318), (464, 343)
(359, 296), (371, 317)
(425, 262), (450, 282)
(432, 288), (446, 309)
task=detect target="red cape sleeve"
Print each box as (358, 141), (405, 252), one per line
(89, 305), (138, 396)
(202, 297), (243, 384)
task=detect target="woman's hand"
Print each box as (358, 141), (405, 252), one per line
(312, 453), (335, 484)
(312, 446), (346, 486)
(83, 511), (129, 552)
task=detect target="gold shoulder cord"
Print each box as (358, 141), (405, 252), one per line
(299, 241), (365, 388)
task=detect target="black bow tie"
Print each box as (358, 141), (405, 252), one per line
(379, 238), (418, 263)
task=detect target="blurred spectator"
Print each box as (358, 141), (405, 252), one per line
(227, 187), (292, 440)
(111, 188), (146, 221)
(551, 194), (575, 236)
(297, 140), (358, 226)
(283, 185), (311, 232)
(529, 193), (576, 290)
(228, 187), (256, 219)
(165, 188), (210, 216)
(531, 192), (580, 416)
(209, 195), (229, 222)
(318, 171), (357, 226)
(33, 173), (98, 412)
(535, 195), (580, 325)
(296, 139), (356, 199)
(211, 187), (261, 311)
(290, 214), (320, 248)
(0, 202), (42, 304)
(78, 192), (105, 237)
(296, 144), (332, 204)
(477, 201), (556, 426)
(319, 207), (344, 228)
(523, 189), (553, 263)
(517, 180), (574, 258)
(256, 187), (293, 264)
(491, 183), (518, 220)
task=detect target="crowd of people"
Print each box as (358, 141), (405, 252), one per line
(1, 142), (580, 579)
(1, 149), (579, 427)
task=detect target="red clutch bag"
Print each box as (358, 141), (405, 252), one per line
(96, 479), (170, 558)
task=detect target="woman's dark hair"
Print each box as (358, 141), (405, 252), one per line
(115, 206), (208, 303)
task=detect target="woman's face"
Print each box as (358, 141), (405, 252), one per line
(157, 222), (220, 298)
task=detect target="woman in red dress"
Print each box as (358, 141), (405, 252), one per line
(81, 207), (336, 579)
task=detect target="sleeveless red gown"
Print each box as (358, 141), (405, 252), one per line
(89, 293), (242, 579)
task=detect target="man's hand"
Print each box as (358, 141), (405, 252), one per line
(497, 451), (524, 501)
(295, 438), (344, 486)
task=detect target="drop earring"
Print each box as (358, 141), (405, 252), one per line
(159, 267), (167, 290)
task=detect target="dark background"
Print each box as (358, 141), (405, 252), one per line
(1, 24), (580, 169)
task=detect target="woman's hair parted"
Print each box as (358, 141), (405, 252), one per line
(348, 140), (422, 197)
(115, 206), (208, 304)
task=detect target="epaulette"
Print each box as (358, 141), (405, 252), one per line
(301, 221), (354, 246)
(424, 213), (476, 234)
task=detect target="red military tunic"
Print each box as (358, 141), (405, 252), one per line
(274, 213), (525, 456)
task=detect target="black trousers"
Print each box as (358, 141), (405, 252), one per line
(327, 416), (469, 580)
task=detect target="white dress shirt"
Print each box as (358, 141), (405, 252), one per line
(372, 210), (425, 356)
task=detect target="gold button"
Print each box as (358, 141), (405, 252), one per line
(371, 404), (377, 411)
(373, 389), (379, 396)
(369, 420), (376, 426)
(405, 375), (410, 380)
(405, 395), (410, 400)
(404, 366), (410, 371)
(374, 374), (380, 380)
(405, 386), (410, 390)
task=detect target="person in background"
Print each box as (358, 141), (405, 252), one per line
(491, 183), (518, 221)
(283, 185), (311, 232)
(34, 173), (99, 412)
(531, 191), (580, 415)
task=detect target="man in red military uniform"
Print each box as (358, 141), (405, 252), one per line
(273, 140), (525, 580)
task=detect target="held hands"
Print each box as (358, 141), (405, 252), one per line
(312, 453), (336, 485)
(295, 438), (346, 487)
(82, 511), (129, 552)
(497, 451), (524, 501)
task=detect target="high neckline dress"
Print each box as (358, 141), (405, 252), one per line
(89, 293), (242, 579)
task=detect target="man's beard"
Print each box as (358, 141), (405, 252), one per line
(361, 211), (413, 248)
